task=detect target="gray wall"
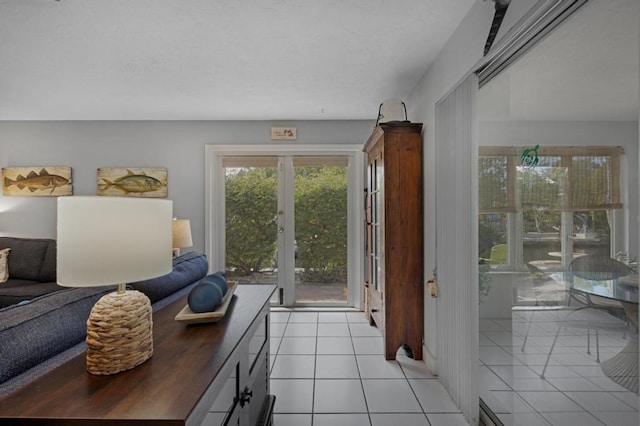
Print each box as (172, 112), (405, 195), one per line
(0, 120), (374, 251)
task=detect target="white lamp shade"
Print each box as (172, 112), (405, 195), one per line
(57, 196), (173, 287)
(172, 219), (193, 249)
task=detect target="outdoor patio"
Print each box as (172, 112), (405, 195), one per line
(229, 270), (348, 304)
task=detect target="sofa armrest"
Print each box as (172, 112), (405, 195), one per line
(128, 251), (208, 303)
(0, 287), (112, 384)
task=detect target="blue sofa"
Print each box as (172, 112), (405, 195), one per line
(0, 237), (64, 308)
(0, 248), (208, 396)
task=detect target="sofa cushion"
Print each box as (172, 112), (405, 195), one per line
(0, 280), (66, 308)
(38, 242), (57, 283)
(0, 237), (55, 282)
(129, 251), (208, 303)
(0, 286), (112, 384)
(0, 248), (9, 283)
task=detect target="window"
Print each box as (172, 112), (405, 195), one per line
(479, 146), (623, 270)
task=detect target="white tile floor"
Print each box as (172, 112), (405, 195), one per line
(480, 309), (640, 426)
(269, 310), (468, 426)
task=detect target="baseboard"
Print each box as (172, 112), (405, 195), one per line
(422, 343), (438, 376)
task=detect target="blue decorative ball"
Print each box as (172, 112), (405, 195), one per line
(200, 272), (228, 297)
(188, 281), (223, 313)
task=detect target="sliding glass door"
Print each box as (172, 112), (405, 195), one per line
(475, 0), (638, 423)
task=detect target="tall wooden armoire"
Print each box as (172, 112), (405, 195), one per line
(364, 122), (424, 360)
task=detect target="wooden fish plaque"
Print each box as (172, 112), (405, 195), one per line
(2, 167), (72, 196)
(97, 167), (168, 198)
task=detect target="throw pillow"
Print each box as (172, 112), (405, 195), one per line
(0, 248), (10, 284)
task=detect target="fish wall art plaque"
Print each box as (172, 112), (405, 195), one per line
(97, 167), (168, 198)
(2, 167), (72, 196)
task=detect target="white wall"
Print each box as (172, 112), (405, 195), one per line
(479, 271), (531, 319)
(0, 120), (374, 249)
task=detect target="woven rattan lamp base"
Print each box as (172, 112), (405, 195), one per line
(86, 290), (153, 376)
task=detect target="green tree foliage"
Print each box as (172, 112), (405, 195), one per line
(224, 166), (348, 283)
(294, 167), (347, 283)
(225, 167), (278, 276)
(478, 216), (504, 259)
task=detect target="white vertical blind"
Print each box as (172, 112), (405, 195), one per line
(435, 75), (479, 424)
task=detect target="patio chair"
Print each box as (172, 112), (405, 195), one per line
(484, 244), (507, 265)
(535, 255), (632, 378)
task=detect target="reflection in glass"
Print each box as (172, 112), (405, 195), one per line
(477, 0), (638, 422)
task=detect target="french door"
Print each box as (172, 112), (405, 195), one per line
(205, 145), (363, 308)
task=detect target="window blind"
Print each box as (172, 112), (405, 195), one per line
(222, 156), (349, 168)
(479, 146), (623, 213)
(222, 156), (278, 168)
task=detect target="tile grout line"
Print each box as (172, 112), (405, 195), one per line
(347, 318), (374, 426)
(401, 355), (435, 425)
(269, 313), (286, 376)
(275, 311), (475, 425)
(311, 314), (318, 426)
(479, 322), (639, 425)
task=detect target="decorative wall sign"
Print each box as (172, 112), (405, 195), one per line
(2, 166), (72, 196)
(97, 168), (168, 198)
(271, 127), (297, 140)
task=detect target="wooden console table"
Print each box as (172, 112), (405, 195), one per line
(0, 284), (277, 425)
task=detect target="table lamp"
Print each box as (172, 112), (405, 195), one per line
(57, 196), (172, 375)
(172, 218), (193, 258)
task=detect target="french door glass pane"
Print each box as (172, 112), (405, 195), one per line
(293, 164), (348, 304)
(224, 165), (279, 303)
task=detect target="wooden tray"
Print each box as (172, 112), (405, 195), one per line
(175, 281), (237, 324)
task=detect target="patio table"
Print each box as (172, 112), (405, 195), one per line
(573, 274), (638, 394)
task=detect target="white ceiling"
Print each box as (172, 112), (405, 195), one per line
(0, 0), (475, 121)
(479, 0), (639, 122)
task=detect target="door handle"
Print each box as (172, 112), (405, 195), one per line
(240, 386), (253, 407)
